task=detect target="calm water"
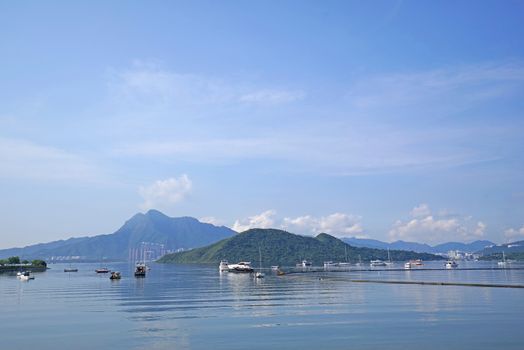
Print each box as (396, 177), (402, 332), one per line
(1, 261), (524, 349)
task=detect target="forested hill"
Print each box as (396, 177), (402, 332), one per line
(157, 228), (442, 266)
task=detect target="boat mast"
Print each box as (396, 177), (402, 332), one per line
(258, 246), (262, 272)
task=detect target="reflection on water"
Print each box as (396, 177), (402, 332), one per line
(1, 261), (524, 349)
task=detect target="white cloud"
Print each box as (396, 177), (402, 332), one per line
(232, 210), (276, 232)
(504, 225), (524, 242)
(0, 137), (102, 182)
(232, 210), (363, 237)
(389, 204), (486, 244)
(139, 175), (192, 210)
(410, 203), (431, 218)
(199, 216), (224, 226)
(282, 213), (363, 237)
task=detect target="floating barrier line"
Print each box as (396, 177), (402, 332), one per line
(349, 279), (524, 289)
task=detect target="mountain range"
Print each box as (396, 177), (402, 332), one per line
(0, 210), (235, 260)
(341, 237), (495, 254)
(479, 240), (524, 255)
(0, 209), (507, 261)
(158, 228), (442, 266)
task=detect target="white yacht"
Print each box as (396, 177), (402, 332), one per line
(227, 261), (254, 273)
(19, 271), (34, 280)
(219, 260), (229, 272)
(445, 260), (458, 269)
(370, 260), (387, 267)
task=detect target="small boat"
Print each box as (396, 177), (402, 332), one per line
(296, 260), (312, 268)
(445, 260), (458, 269)
(95, 268), (110, 273)
(64, 268), (78, 272)
(134, 263), (146, 277)
(219, 260), (229, 272)
(404, 262), (412, 269)
(19, 271), (34, 280)
(370, 260), (387, 267)
(227, 261), (254, 273)
(271, 265), (280, 271)
(324, 261), (339, 268)
(110, 271), (121, 280)
(413, 259), (423, 266)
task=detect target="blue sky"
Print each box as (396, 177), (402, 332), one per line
(1, 0), (524, 248)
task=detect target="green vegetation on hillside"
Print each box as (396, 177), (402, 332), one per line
(0, 256), (47, 267)
(479, 252), (524, 261)
(157, 229), (442, 266)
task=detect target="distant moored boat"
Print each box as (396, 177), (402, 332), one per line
(134, 263), (146, 277)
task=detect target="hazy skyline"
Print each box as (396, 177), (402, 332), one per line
(1, 1), (524, 248)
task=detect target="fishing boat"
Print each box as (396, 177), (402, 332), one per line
(445, 260), (458, 269)
(227, 261), (254, 273)
(110, 271), (121, 280)
(370, 259), (386, 267)
(134, 262), (146, 277)
(219, 260), (229, 272)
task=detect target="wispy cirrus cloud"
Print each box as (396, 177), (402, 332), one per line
(0, 137), (103, 182)
(106, 60), (523, 177)
(346, 61), (524, 112)
(110, 61), (305, 107)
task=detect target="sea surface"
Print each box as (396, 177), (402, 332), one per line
(1, 261), (524, 349)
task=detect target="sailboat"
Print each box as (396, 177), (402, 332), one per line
(64, 262), (78, 272)
(255, 247), (265, 279)
(355, 254), (363, 267)
(95, 256), (110, 273)
(338, 245), (351, 267)
(385, 249), (393, 266)
(497, 251), (509, 267)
